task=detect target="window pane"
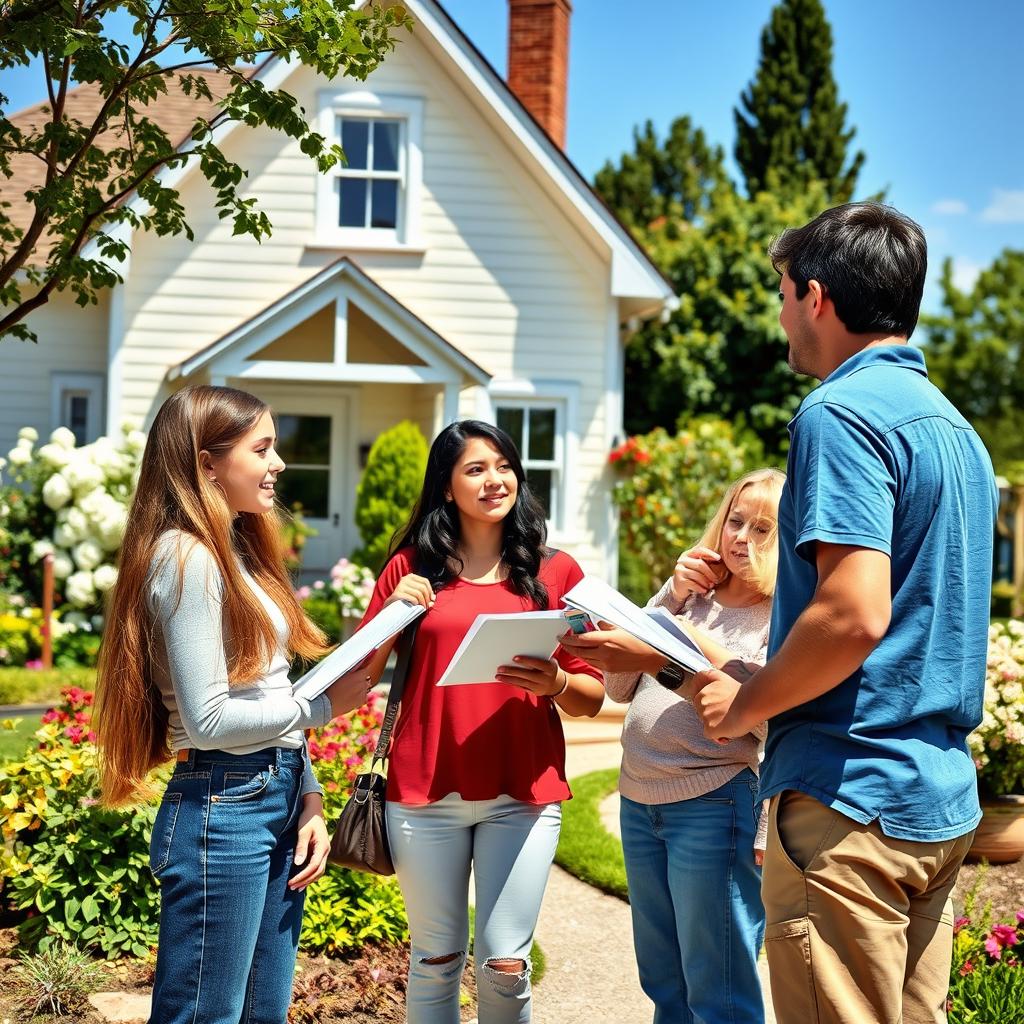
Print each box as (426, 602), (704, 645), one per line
(526, 469), (553, 519)
(276, 415), (331, 466)
(276, 469), (329, 519)
(68, 393), (89, 446)
(496, 407), (525, 447)
(341, 118), (369, 169)
(373, 121), (400, 171)
(528, 408), (556, 461)
(339, 177), (368, 227)
(370, 179), (398, 229)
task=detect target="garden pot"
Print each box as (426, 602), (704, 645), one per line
(967, 794), (1024, 864)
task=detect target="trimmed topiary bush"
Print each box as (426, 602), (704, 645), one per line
(353, 422), (428, 573)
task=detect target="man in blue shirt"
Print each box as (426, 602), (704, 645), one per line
(689, 202), (998, 1024)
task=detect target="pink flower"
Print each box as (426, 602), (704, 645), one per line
(985, 936), (1002, 958)
(295, 586), (311, 600)
(64, 725), (84, 743)
(985, 923), (1019, 959)
(41, 709), (60, 724)
(313, 580), (325, 591)
(345, 755), (362, 767)
(25, 659), (44, 670)
(954, 916), (970, 934)
(1016, 911), (1024, 926)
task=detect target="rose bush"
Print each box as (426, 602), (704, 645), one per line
(297, 558), (376, 644)
(970, 620), (1024, 797)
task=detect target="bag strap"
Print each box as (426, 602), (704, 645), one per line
(370, 613), (420, 768)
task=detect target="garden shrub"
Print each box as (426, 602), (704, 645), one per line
(353, 422), (428, 573)
(301, 693), (410, 955)
(609, 417), (768, 593)
(948, 886), (1024, 1023)
(971, 620), (1024, 797)
(296, 559), (376, 645)
(0, 688), (167, 958)
(0, 667), (95, 706)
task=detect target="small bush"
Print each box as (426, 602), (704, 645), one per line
(301, 694), (410, 956)
(0, 667), (96, 705)
(609, 417), (768, 593)
(353, 422), (428, 573)
(9, 941), (107, 1016)
(0, 688), (167, 958)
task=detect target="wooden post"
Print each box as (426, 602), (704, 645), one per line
(41, 553), (54, 670)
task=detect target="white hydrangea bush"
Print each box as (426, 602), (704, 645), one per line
(5, 423), (146, 612)
(970, 619), (1024, 796)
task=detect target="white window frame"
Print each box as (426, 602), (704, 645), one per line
(489, 380), (579, 536)
(314, 91), (425, 250)
(51, 372), (105, 445)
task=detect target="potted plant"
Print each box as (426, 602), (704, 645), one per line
(968, 620), (1024, 863)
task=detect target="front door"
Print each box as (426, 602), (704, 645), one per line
(245, 389), (353, 573)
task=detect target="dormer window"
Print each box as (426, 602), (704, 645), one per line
(315, 92), (424, 250)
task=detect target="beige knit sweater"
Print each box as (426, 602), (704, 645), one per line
(604, 579), (771, 846)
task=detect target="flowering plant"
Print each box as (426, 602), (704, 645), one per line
(969, 620), (1024, 797)
(3, 424), (145, 615)
(948, 903), (1024, 1021)
(296, 558), (376, 619)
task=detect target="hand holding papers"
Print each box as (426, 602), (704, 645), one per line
(562, 575), (712, 674)
(292, 600), (425, 702)
(437, 610), (569, 686)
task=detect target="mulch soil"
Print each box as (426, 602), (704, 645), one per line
(0, 929), (478, 1024)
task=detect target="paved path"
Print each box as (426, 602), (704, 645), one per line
(523, 712), (776, 1023)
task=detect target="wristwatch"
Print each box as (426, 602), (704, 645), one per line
(655, 661), (692, 690)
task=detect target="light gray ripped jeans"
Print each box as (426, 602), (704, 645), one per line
(386, 793), (561, 1023)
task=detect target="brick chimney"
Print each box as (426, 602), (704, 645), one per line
(507, 0), (571, 148)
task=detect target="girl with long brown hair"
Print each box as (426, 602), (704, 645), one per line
(95, 384), (370, 1024)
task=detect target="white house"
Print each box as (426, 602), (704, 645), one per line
(0, 0), (673, 577)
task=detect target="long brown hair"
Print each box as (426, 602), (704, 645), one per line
(696, 468), (786, 598)
(95, 385), (330, 805)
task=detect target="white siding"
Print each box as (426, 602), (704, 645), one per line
(0, 292), (109, 458)
(112, 29), (617, 576)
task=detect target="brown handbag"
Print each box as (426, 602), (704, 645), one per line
(327, 614), (420, 875)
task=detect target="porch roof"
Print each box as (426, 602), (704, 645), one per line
(167, 256), (491, 387)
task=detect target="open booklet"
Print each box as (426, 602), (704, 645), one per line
(436, 610), (570, 686)
(292, 599), (425, 702)
(562, 575), (712, 675)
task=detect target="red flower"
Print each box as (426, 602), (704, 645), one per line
(959, 960), (975, 976)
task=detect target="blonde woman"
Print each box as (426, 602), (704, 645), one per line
(561, 468), (786, 1024)
(95, 385), (371, 1024)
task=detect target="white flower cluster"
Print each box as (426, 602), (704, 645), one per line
(6, 423), (146, 610)
(295, 557), (376, 619)
(969, 620), (1024, 779)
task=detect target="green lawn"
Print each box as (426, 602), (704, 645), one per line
(555, 768), (628, 900)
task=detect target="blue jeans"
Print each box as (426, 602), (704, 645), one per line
(386, 794), (562, 1024)
(148, 747), (307, 1024)
(620, 769), (766, 1024)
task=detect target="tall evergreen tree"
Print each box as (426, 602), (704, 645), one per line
(734, 0), (864, 202)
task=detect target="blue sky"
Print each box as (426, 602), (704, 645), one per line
(2, 0), (1021, 310)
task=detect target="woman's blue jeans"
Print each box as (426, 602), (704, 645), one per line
(148, 747), (307, 1024)
(620, 769), (766, 1024)
(386, 794), (561, 1024)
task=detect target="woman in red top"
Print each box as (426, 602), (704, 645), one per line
(359, 419), (603, 1023)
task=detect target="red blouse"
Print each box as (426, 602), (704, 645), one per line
(361, 547), (602, 805)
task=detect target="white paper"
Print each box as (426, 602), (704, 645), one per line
(562, 575), (712, 674)
(436, 610), (570, 687)
(292, 600), (425, 701)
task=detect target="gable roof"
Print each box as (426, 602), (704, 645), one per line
(168, 255), (491, 386)
(6, 2), (673, 314)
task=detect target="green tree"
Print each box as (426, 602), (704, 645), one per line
(0, 0), (410, 341)
(353, 420), (428, 573)
(923, 250), (1024, 475)
(734, 0), (864, 203)
(597, 117), (822, 455)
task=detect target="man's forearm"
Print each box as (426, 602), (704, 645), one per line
(736, 597), (885, 726)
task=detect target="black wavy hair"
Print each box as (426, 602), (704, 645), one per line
(388, 419), (550, 608)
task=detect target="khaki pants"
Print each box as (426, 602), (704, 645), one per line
(762, 790), (975, 1024)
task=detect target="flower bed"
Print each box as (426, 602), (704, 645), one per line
(949, 901), (1024, 1020)
(971, 620), (1024, 798)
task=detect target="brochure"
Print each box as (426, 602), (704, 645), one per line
(292, 599), (426, 701)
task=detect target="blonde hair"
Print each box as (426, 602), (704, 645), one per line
(696, 468), (786, 597)
(95, 385), (331, 805)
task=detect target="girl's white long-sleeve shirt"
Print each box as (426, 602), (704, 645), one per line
(147, 531), (331, 796)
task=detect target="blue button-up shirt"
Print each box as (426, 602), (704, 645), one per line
(760, 345), (998, 841)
